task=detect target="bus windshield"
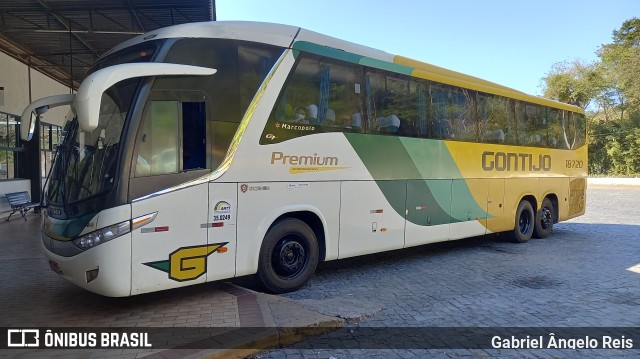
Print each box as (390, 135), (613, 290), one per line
(47, 79), (139, 206)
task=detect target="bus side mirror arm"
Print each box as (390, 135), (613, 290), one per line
(76, 63), (217, 133)
(20, 94), (76, 141)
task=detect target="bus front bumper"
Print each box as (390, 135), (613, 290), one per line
(42, 232), (132, 297)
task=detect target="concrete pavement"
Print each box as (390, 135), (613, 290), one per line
(250, 185), (640, 358)
(587, 177), (640, 186)
(0, 213), (343, 359)
(3, 179), (640, 358)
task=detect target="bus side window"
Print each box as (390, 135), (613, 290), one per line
(430, 85), (451, 139)
(562, 111), (585, 150)
(414, 81), (429, 137)
(514, 101), (527, 145)
(136, 101), (179, 176)
(573, 113), (586, 149)
(276, 57), (360, 125)
(525, 104), (545, 146)
(365, 70), (422, 137)
(182, 102), (207, 170)
(449, 88), (477, 142)
(478, 94), (508, 144)
(547, 109), (563, 149)
(135, 99), (207, 177)
(263, 54), (364, 143)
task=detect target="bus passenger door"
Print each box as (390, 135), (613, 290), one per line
(206, 183), (237, 282)
(131, 185), (209, 294)
(339, 181), (406, 258)
(129, 95), (213, 294)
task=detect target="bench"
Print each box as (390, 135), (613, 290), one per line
(5, 191), (38, 221)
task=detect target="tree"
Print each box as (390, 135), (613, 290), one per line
(540, 18), (640, 176)
(541, 60), (601, 109)
(599, 18), (640, 116)
(612, 18), (640, 47)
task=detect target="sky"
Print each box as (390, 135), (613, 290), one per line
(217, 0), (639, 96)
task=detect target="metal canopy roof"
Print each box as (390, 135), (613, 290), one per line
(0, 0), (215, 89)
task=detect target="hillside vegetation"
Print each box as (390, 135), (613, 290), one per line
(541, 18), (640, 176)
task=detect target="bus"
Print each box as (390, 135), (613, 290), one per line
(20, 21), (587, 297)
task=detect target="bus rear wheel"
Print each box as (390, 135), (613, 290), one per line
(509, 200), (535, 243)
(257, 218), (319, 293)
(534, 198), (554, 238)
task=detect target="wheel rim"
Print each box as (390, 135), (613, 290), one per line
(519, 209), (532, 234)
(540, 207), (552, 230)
(271, 235), (307, 279)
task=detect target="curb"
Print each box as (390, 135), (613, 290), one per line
(587, 178), (640, 186)
(149, 285), (344, 359)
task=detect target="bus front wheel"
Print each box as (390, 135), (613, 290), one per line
(257, 218), (319, 293)
(509, 200), (535, 243)
(533, 198), (554, 238)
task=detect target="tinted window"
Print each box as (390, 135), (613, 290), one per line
(366, 70), (424, 137)
(478, 94), (512, 144)
(135, 99), (207, 177)
(563, 112), (586, 149)
(262, 54), (364, 144)
(260, 51), (585, 149)
(524, 104), (545, 146)
(547, 109), (564, 149)
(88, 41), (161, 75)
(431, 84), (451, 139)
(161, 38), (284, 167)
(136, 101), (180, 176)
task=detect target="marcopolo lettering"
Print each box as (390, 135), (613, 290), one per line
(482, 151), (551, 172)
(271, 151), (338, 166)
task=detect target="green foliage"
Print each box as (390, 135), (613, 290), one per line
(541, 18), (640, 176)
(605, 127), (640, 176)
(542, 61), (602, 109)
(612, 18), (640, 47)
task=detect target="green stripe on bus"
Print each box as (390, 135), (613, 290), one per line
(407, 179), (457, 225)
(46, 213), (97, 239)
(375, 180), (407, 221)
(293, 41), (364, 64)
(398, 137), (460, 178)
(360, 57), (413, 76)
(343, 133), (420, 179)
(292, 41), (413, 75)
(344, 133), (490, 224)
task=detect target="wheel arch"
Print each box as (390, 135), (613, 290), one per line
(510, 194), (538, 231)
(543, 193), (560, 223)
(509, 195), (537, 243)
(519, 194), (538, 215)
(250, 206), (327, 274)
(269, 211), (327, 263)
(256, 210), (325, 293)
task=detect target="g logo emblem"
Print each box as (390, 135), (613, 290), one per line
(143, 243), (228, 281)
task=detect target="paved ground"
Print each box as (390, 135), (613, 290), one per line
(1, 186), (639, 359)
(245, 185), (640, 358)
(0, 211), (341, 359)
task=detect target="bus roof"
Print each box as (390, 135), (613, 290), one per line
(105, 21), (583, 114)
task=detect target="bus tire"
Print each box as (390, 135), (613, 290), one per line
(533, 198), (554, 238)
(257, 218), (319, 294)
(509, 200), (535, 243)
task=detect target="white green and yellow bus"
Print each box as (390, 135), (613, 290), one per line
(21, 21), (586, 297)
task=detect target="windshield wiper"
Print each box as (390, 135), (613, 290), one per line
(40, 141), (63, 209)
(96, 136), (114, 190)
(57, 118), (79, 215)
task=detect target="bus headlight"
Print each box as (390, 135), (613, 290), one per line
(73, 221), (131, 250)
